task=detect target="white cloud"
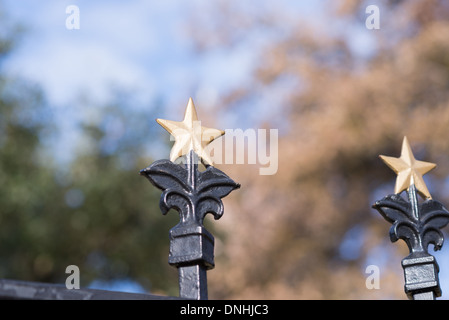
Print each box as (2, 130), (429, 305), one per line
(3, 0), (192, 109)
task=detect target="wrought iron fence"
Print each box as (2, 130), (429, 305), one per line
(0, 101), (448, 301)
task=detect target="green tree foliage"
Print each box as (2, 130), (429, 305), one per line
(0, 26), (178, 295)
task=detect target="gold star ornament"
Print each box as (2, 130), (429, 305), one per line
(156, 98), (224, 165)
(379, 136), (436, 199)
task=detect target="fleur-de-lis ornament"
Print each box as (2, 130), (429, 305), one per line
(140, 98), (239, 300)
(373, 137), (449, 300)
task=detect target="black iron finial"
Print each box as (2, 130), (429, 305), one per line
(373, 137), (449, 300)
(140, 98), (239, 299)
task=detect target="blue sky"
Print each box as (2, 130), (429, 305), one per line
(2, 0), (319, 163)
(2, 1), (206, 164)
(1, 1), (329, 117)
(4, 1), (191, 105)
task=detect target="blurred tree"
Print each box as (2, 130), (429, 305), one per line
(185, 0), (449, 299)
(2, 0), (449, 301)
(0, 15), (178, 295)
(59, 100), (180, 295)
(0, 27), (62, 284)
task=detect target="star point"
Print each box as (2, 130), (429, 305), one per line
(156, 98), (224, 165)
(380, 136), (436, 199)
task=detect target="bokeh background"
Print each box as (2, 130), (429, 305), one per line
(1, 0), (449, 299)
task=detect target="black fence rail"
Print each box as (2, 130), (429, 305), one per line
(0, 279), (179, 300)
